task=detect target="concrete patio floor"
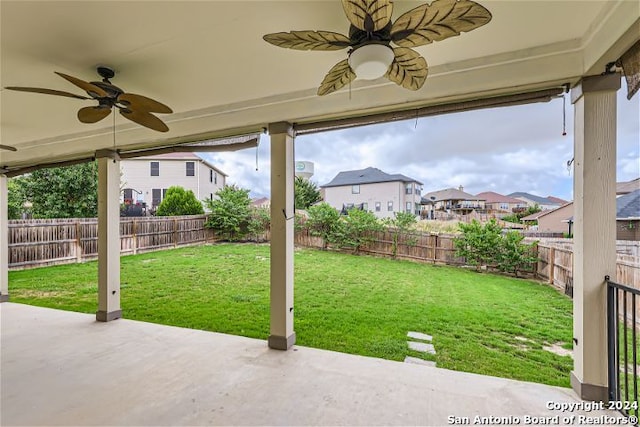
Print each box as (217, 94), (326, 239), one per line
(1, 303), (621, 426)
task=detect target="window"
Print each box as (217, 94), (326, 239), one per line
(152, 189), (162, 207)
(186, 161), (195, 176)
(406, 202), (412, 213)
(362, 203), (368, 211)
(375, 202), (381, 212)
(415, 185), (422, 196)
(210, 169), (213, 183)
(352, 185), (360, 194)
(214, 172), (218, 185)
(405, 183), (413, 195)
(150, 161), (159, 176)
(162, 188), (168, 199)
(387, 201), (393, 212)
(210, 193), (213, 200)
(123, 189), (133, 202)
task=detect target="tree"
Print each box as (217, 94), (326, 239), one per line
(335, 208), (383, 254)
(155, 186), (204, 216)
(454, 219), (502, 269)
(306, 202), (341, 249)
(20, 162), (98, 218)
(7, 178), (27, 219)
(247, 207), (270, 242)
(294, 176), (322, 210)
(204, 185), (252, 241)
(383, 211), (417, 258)
(496, 232), (538, 277)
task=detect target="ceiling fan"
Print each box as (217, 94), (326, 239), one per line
(263, 0), (492, 96)
(5, 66), (173, 132)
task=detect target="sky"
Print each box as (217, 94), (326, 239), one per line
(203, 84), (639, 202)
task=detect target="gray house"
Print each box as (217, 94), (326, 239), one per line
(321, 167), (423, 219)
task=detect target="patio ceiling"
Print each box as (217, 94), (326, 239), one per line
(1, 1), (638, 169)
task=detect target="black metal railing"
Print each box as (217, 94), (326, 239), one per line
(607, 275), (640, 420)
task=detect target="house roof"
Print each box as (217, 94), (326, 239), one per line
(475, 191), (523, 204)
(128, 152), (227, 176)
(617, 178), (640, 195)
(422, 188), (484, 203)
(532, 202), (574, 220)
(321, 167), (421, 188)
(546, 196), (569, 204)
(251, 197), (270, 206)
(617, 189), (640, 219)
(507, 192), (560, 206)
(521, 210), (548, 221)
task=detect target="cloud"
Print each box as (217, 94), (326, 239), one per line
(200, 85), (639, 202)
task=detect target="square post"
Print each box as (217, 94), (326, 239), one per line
(0, 174), (8, 302)
(570, 74), (620, 401)
(96, 150), (122, 322)
(268, 122), (296, 350)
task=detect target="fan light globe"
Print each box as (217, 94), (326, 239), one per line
(348, 44), (394, 80)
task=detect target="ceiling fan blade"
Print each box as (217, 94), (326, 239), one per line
(118, 93), (173, 114)
(342, 0), (393, 32)
(120, 109), (169, 132)
(78, 106), (112, 123)
(317, 59), (357, 96)
(263, 31), (351, 51)
(385, 47), (428, 90)
(54, 72), (109, 98)
(4, 86), (89, 100)
(390, 0), (492, 48)
(0, 144), (17, 152)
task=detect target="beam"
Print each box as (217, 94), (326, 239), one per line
(570, 73), (620, 401)
(96, 152), (122, 322)
(268, 122), (295, 350)
(0, 174), (8, 302)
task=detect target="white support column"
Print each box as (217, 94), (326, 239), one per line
(96, 150), (122, 322)
(0, 174), (8, 302)
(571, 74), (620, 401)
(268, 122), (295, 350)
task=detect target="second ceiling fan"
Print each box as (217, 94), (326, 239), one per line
(263, 0), (492, 96)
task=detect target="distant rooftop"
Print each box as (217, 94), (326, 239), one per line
(508, 192), (560, 206)
(617, 178), (640, 195)
(617, 189), (640, 219)
(321, 167), (422, 188)
(476, 191), (524, 204)
(422, 188), (484, 203)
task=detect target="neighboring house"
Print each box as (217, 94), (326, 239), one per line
(534, 203), (574, 234)
(320, 167), (423, 219)
(251, 197), (270, 209)
(546, 196), (569, 205)
(120, 152), (227, 211)
(617, 178), (640, 196)
(616, 189), (640, 241)
(507, 192), (562, 210)
(476, 191), (528, 214)
(421, 186), (485, 217)
(520, 210), (547, 226)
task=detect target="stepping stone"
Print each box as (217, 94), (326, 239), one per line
(407, 341), (436, 354)
(407, 331), (432, 342)
(404, 356), (436, 367)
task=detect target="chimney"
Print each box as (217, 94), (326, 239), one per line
(459, 185), (464, 192)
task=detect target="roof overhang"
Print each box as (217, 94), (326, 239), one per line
(1, 1), (639, 170)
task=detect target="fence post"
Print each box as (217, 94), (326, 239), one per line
(434, 235), (438, 263)
(132, 219), (138, 255)
(173, 218), (178, 248)
(75, 219), (82, 263)
(549, 247), (555, 285)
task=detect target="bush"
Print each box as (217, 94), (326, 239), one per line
(334, 208), (383, 254)
(204, 185), (252, 241)
(383, 212), (417, 258)
(306, 202), (341, 250)
(156, 186), (204, 216)
(247, 207), (270, 242)
(455, 219), (538, 275)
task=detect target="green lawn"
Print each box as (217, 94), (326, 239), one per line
(9, 243), (574, 387)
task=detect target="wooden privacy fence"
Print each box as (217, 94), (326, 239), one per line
(8, 216), (213, 269)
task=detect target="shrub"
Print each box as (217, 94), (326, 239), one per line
(454, 219), (502, 269)
(497, 232), (538, 277)
(383, 212), (417, 258)
(335, 208), (383, 254)
(306, 202), (341, 250)
(204, 185), (252, 241)
(247, 207), (270, 242)
(155, 186), (204, 216)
